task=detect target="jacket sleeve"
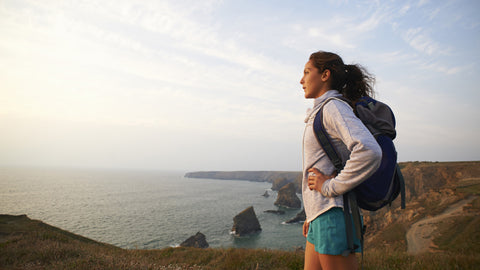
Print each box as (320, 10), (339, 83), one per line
(320, 100), (382, 197)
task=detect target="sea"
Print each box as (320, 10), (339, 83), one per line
(0, 166), (305, 250)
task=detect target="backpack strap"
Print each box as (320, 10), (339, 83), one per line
(313, 99), (344, 171)
(313, 98), (361, 256)
(312, 97), (350, 172)
(396, 164), (406, 209)
(348, 192), (365, 264)
(341, 193), (355, 257)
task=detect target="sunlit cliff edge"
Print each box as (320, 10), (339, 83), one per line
(1, 161), (479, 269)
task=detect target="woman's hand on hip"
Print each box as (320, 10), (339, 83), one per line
(307, 168), (337, 192)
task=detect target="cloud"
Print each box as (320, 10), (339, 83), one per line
(352, 9), (389, 33)
(418, 0), (430, 7)
(403, 27), (448, 55)
(1, 0), (479, 169)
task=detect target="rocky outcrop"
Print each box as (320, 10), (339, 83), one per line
(180, 232), (209, 248)
(262, 190), (270, 197)
(264, 210), (285, 215)
(274, 183), (302, 209)
(232, 206), (261, 236)
(285, 209), (306, 224)
(294, 173), (303, 193)
(184, 170), (304, 192)
(362, 161), (480, 249)
(271, 177), (291, 191)
(400, 161), (480, 199)
(185, 171), (300, 183)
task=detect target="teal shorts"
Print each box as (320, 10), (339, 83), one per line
(307, 207), (361, 255)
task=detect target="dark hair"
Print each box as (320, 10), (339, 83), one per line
(309, 51), (375, 102)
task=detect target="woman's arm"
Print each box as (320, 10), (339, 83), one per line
(319, 100), (382, 197)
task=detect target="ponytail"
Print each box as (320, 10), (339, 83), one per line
(343, 64), (375, 102)
(309, 51), (375, 102)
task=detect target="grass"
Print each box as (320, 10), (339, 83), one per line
(365, 222), (408, 252)
(433, 195), (480, 255)
(2, 161), (479, 269)
(456, 178), (480, 196)
(361, 249), (480, 270)
(2, 214), (480, 269)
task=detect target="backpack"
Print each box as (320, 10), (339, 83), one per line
(313, 96), (406, 256)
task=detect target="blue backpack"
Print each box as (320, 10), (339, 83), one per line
(313, 96), (406, 256)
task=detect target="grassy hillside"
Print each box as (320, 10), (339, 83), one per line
(1, 213), (479, 270)
(2, 161), (479, 269)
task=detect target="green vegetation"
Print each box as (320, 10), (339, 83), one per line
(2, 161), (479, 269)
(1, 214), (480, 269)
(457, 178), (480, 195)
(366, 222), (408, 251)
(433, 196), (480, 255)
(361, 249), (480, 270)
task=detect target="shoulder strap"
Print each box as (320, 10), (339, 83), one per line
(396, 164), (406, 209)
(312, 97), (347, 173)
(313, 97), (360, 256)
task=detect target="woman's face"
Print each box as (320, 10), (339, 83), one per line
(300, 60), (329, 99)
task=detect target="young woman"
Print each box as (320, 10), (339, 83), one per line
(300, 51), (382, 270)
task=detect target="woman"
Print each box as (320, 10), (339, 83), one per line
(300, 51), (382, 270)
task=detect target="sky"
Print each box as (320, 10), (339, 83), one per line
(1, 0), (479, 172)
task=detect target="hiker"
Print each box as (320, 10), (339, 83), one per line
(300, 51), (382, 270)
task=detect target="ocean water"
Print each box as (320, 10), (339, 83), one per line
(0, 167), (305, 250)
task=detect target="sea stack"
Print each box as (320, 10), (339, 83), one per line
(274, 182), (302, 209)
(180, 232), (209, 248)
(232, 206), (262, 236)
(271, 177), (291, 190)
(285, 208), (306, 224)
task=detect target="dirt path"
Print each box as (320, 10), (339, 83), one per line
(406, 196), (476, 254)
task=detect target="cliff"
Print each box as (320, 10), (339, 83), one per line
(1, 161), (479, 269)
(274, 182), (302, 209)
(184, 171), (300, 183)
(363, 161), (480, 254)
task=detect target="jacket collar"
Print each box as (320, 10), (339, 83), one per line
(305, 90), (342, 123)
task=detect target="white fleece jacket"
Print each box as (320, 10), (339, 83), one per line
(302, 90), (382, 223)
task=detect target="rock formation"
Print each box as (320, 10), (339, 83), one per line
(362, 161), (480, 248)
(262, 190), (270, 197)
(264, 210), (285, 215)
(274, 182), (302, 209)
(184, 171), (300, 183)
(232, 206), (262, 236)
(285, 208), (306, 224)
(180, 232), (209, 248)
(294, 173), (303, 193)
(271, 177), (291, 191)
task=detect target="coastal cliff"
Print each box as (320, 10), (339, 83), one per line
(1, 161), (479, 269)
(184, 171), (300, 183)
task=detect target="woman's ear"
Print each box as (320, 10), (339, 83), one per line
(321, 69), (331, 82)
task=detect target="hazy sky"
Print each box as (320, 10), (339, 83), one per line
(1, 0), (479, 171)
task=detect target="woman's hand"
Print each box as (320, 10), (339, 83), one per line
(307, 168), (337, 192)
(303, 221), (309, 238)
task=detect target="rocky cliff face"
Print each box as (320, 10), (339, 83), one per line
(363, 161), (480, 247)
(274, 182), (302, 209)
(400, 161), (480, 198)
(184, 171), (300, 183)
(185, 170), (304, 193)
(271, 177), (291, 191)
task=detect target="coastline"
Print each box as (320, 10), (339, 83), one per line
(2, 214), (479, 270)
